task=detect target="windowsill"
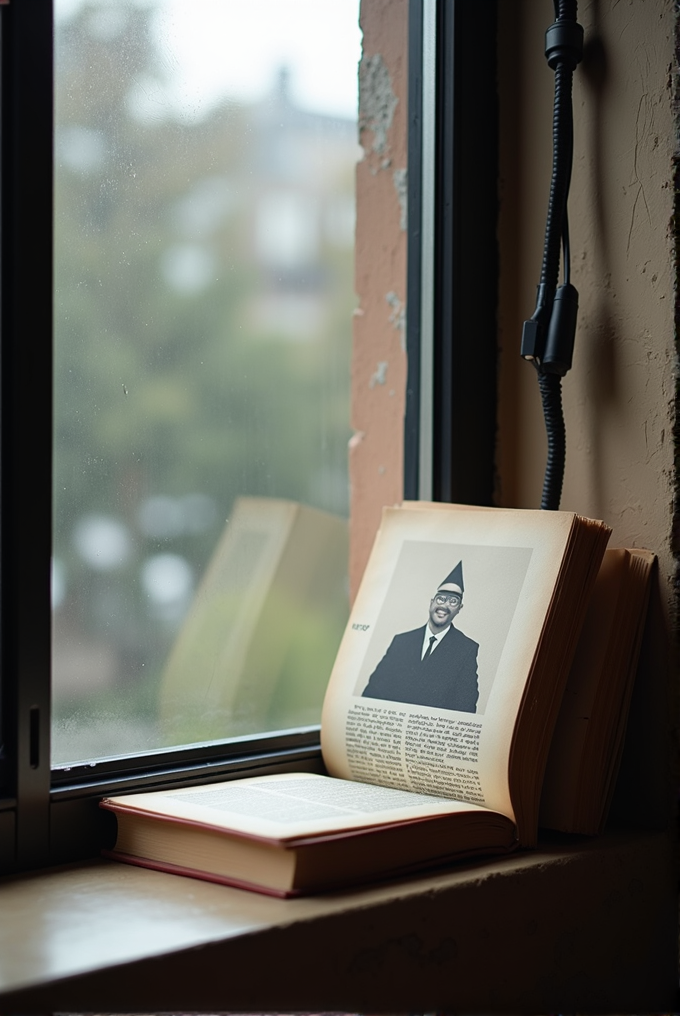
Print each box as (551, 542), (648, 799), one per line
(0, 827), (674, 1013)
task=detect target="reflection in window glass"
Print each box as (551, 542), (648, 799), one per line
(53, 0), (360, 764)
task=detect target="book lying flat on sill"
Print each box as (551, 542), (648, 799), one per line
(101, 503), (652, 897)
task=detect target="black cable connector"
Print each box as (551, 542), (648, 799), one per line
(521, 279), (578, 375)
(542, 282), (578, 375)
(520, 283), (554, 361)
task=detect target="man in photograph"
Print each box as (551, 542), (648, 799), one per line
(362, 562), (479, 712)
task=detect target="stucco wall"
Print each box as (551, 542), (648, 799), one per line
(497, 0), (677, 601)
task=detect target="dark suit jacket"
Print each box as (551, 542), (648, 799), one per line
(362, 623), (479, 712)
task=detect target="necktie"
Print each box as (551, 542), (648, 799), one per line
(423, 634), (437, 660)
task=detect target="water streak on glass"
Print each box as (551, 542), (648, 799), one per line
(53, 0), (360, 764)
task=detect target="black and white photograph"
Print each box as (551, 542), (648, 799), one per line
(355, 540), (533, 714)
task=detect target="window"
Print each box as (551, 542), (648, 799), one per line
(52, 0), (360, 765)
(0, 0), (499, 873)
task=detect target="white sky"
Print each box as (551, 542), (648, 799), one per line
(56, 0), (362, 120)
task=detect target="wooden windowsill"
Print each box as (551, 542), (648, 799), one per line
(0, 827), (675, 1013)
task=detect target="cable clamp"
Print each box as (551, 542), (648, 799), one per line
(545, 20), (584, 70)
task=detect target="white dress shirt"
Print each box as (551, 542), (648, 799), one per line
(420, 624), (450, 660)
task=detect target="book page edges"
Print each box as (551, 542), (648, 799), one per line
(538, 548), (654, 834)
(104, 831), (519, 897)
(102, 849), (299, 898)
(507, 516), (611, 846)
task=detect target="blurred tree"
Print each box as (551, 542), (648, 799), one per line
(52, 0), (356, 759)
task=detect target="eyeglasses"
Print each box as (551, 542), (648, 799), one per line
(433, 592), (462, 607)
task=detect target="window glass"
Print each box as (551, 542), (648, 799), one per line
(53, 0), (360, 765)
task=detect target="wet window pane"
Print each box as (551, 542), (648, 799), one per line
(53, 0), (360, 765)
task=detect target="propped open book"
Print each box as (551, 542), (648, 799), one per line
(101, 503), (653, 896)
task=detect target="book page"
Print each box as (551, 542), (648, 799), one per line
(103, 772), (492, 843)
(321, 505), (578, 825)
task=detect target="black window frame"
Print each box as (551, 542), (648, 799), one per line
(0, 0), (498, 874)
(405, 0), (498, 503)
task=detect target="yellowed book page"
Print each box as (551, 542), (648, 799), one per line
(104, 772), (491, 843)
(321, 504), (578, 826)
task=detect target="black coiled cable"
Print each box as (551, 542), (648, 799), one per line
(520, 1), (583, 511)
(538, 372), (566, 510)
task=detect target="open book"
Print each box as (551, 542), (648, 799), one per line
(101, 503), (649, 897)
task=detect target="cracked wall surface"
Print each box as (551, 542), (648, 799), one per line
(351, 0), (408, 599)
(355, 0), (676, 621)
